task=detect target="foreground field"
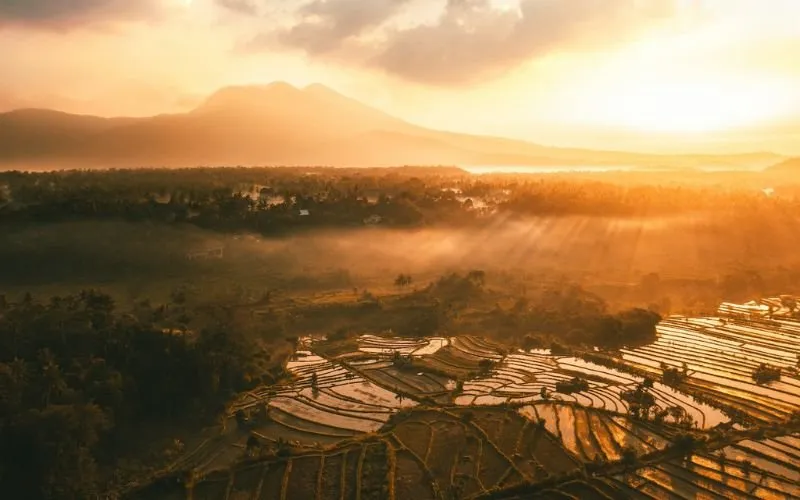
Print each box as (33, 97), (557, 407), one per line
(127, 299), (800, 499)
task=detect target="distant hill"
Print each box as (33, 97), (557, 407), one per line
(766, 157), (800, 173)
(0, 82), (785, 169)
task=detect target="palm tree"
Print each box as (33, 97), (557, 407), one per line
(620, 446), (637, 472)
(3, 358), (28, 409)
(394, 274), (412, 288)
(184, 468), (199, 500)
(717, 451), (726, 472)
(37, 349), (67, 406)
(246, 435), (261, 458)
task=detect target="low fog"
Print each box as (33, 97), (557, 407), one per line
(251, 214), (800, 283)
(4, 211), (800, 300)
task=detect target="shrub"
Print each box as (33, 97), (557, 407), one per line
(478, 358), (495, 374)
(751, 363), (781, 384)
(554, 377), (590, 394)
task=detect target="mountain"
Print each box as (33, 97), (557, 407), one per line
(0, 82), (785, 169)
(765, 157), (800, 173)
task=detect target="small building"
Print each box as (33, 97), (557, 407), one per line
(299, 209), (310, 216)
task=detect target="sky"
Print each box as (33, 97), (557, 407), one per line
(1, 0), (799, 154)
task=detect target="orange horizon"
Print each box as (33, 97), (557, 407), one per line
(0, 0), (798, 154)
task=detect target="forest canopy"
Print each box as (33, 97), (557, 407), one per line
(0, 291), (264, 499)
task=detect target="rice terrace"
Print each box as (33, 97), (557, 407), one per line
(3, 2), (800, 497)
(125, 297), (800, 500)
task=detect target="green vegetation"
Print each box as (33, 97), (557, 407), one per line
(2, 165), (800, 236)
(495, 286), (662, 349)
(621, 379), (657, 419)
(751, 363), (781, 385)
(2, 167), (800, 499)
(554, 377), (590, 395)
(660, 361), (689, 387)
(0, 291), (280, 499)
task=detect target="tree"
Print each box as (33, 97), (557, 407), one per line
(672, 433), (700, 462)
(401, 304), (442, 337)
(275, 437), (292, 458)
(780, 295), (797, 313)
(478, 359), (495, 375)
(621, 381), (656, 419)
(555, 377), (590, 394)
(394, 274), (412, 288)
(466, 270), (486, 287)
(752, 363), (780, 385)
(170, 288), (187, 306)
(620, 446), (637, 471)
(4, 404), (108, 499)
(549, 341), (570, 356)
(660, 362), (687, 387)
(36, 349), (67, 407)
(235, 410), (248, 428)
(522, 334), (542, 351)
(246, 435), (261, 458)
(392, 351), (413, 370)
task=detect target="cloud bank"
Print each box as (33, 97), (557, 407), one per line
(245, 0), (679, 85)
(217, 0), (259, 16)
(279, 0), (412, 54)
(0, 0), (162, 28)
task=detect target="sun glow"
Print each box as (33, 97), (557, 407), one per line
(594, 79), (790, 133)
(549, 29), (798, 135)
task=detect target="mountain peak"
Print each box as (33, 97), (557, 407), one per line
(766, 156), (800, 173)
(266, 81), (299, 91)
(303, 83), (339, 96)
(194, 82), (303, 113)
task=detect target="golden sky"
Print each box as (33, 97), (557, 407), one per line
(1, 0), (798, 154)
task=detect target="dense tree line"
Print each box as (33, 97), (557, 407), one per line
(508, 286), (661, 349)
(0, 291), (259, 499)
(1, 167), (798, 235)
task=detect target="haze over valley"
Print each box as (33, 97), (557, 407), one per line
(1, 1), (800, 499)
(0, 82), (786, 170)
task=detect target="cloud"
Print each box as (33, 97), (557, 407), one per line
(216, 0), (259, 16)
(0, 0), (162, 28)
(265, 0), (683, 85)
(255, 0), (413, 54)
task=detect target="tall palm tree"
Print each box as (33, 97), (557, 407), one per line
(37, 349), (67, 407)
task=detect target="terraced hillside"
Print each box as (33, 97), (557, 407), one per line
(617, 315), (800, 424)
(126, 298), (800, 500)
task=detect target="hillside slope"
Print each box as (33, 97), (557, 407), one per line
(0, 82), (784, 169)
(766, 156), (800, 172)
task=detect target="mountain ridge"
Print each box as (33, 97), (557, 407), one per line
(0, 81), (785, 170)
(765, 156), (800, 172)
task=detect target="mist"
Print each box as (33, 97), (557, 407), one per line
(5, 210), (798, 309)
